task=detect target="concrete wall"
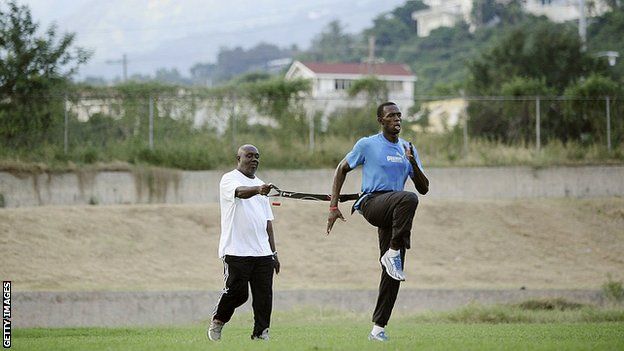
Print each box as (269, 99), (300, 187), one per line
(1, 166), (623, 207)
(13, 289), (604, 328)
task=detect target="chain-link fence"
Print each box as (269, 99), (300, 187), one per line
(1, 93), (622, 169)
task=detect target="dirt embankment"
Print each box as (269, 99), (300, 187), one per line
(1, 198), (623, 292)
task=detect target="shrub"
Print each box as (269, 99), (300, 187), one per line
(515, 298), (585, 311)
(602, 275), (624, 303)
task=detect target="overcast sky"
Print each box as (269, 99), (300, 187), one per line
(18, 0), (407, 80)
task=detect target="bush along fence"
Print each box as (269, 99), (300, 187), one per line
(1, 87), (623, 170)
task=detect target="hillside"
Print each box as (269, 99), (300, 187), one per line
(1, 198), (623, 292)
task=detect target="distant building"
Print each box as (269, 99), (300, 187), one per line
(412, 0), (472, 37)
(285, 60), (417, 117)
(413, 98), (467, 133)
(412, 0), (609, 37)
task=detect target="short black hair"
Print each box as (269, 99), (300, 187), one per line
(377, 102), (397, 118)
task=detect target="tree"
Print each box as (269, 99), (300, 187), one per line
(562, 74), (622, 144)
(467, 21), (608, 95)
(587, 6), (624, 78)
(302, 20), (360, 62)
(190, 62), (216, 86)
(0, 0), (90, 145)
(153, 67), (191, 85)
(465, 20), (613, 143)
(363, 1), (427, 59)
(241, 77), (311, 144)
(471, 0), (500, 27)
(348, 76), (389, 105)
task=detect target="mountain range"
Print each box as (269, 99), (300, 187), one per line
(21, 0), (406, 80)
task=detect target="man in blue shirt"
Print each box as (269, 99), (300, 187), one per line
(326, 102), (429, 342)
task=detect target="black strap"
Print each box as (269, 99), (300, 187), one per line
(350, 190), (392, 214)
(268, 186), (359, 202)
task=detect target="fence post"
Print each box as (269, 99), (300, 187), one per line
(535, 96), (541, 152)
(462, 112), (469, 157)
(231, 95), (237, 150)
(606, 96), (611, 152)
(64, 93), (69, 155)
(149, 95), (154, 150)
(308, 112), (315, 153)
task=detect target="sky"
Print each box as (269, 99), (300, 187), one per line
(19, 0), (407, 80)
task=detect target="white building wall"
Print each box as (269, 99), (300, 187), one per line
(525, 0), (580, 22)
(414, 0), (609, 37)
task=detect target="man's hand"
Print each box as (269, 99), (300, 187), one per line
(403, 141), (415, 160)
(258, 183), (274, 196)
(273, 253), (280, 274)
(326, 207), (346, 235)
(404, 141), (429, 195)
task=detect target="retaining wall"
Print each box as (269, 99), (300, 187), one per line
(13, 289), (604, 328)
(1, 166), (623, 207)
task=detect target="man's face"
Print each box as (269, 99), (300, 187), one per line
(378, 104), (402, 135)
(237, 146), (260, 175)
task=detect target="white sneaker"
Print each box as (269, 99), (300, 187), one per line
(251, 328), (270, 340)
(207, 320), (224, 341)
(381, 250), (406, 281)
(368, 330), (389, 341)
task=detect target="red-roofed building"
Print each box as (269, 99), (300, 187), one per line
(285, 60), (417, 114)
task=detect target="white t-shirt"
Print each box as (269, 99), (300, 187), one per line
(218, 169), (274, 258)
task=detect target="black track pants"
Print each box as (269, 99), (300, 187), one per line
(360, 191), (419, 327)
(212, 255), (274, 336)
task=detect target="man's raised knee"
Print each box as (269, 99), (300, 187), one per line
(401, 191), (419, 207)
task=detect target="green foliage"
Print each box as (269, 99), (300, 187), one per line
(465, 18), (618, 143)
(471, 0), (500, 26)
(233, 71), (272, 84)
(562, 74), (622, 144)
(363, 1), (427, 58)
(326, 107), (380, 140)
(347, 76), (389, 104)
(240, 77), (311, 144)
(467, 21), (607, 95)
(298, 20), (361, 63)
(602, 275), (624, 303)
(588, 6), (624, 77)
(0, 1), (90, 146)
(515, 298), (585, 311)
(469, 76), (555, 142)
(192, 43), (294, 84)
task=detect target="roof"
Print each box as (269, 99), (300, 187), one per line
(299, 61), (414, 77)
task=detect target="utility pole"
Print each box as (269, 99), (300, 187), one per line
(367, 35), (375, 74)
(64, 93), (69, 155)
(363, 35), (384, 74)
(106, 53), (128, 81)
(579, 0), (587, 51)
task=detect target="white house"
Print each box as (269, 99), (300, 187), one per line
(285, 60), (417, 116)
(412, 0), (609, 37)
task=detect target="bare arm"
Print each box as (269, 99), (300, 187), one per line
(266, 220), (279, 274)
(326, 158), (352, 234)
(235, 183), (273, 199)
(404, 143), (429, 195)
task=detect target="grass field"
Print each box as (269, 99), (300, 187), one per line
(12, 307), (624, 351)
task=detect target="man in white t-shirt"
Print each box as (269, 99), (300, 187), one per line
(207, 144), (280, 342)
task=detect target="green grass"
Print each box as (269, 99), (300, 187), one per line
(11, 306), (624, 351)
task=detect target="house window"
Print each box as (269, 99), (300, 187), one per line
(335, 79), (353, 90)
(386, 81), (403, 92)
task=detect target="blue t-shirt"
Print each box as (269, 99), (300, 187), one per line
(346, 133), (424, 209)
